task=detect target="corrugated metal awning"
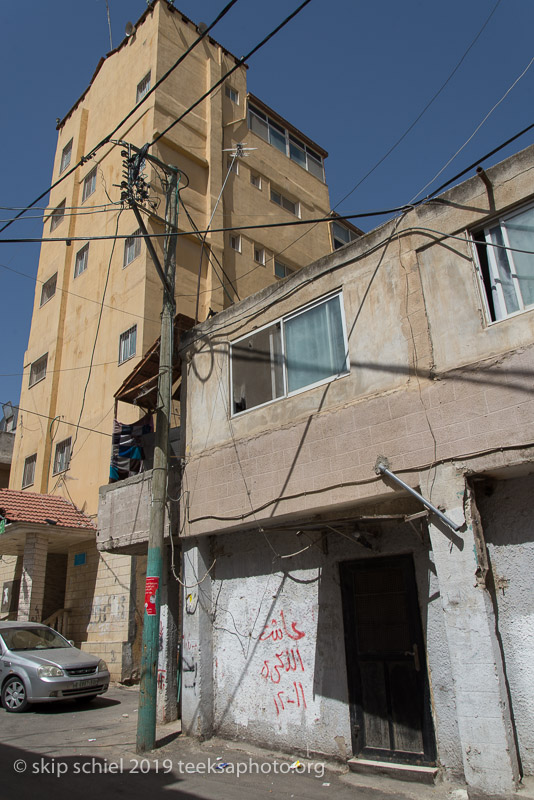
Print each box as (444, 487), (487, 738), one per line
(114, 313), (195, 410)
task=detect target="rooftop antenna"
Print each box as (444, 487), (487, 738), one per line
(125, 21), (136, 37)
(104, 0), (113, 50)
(222, 143), (256, 158)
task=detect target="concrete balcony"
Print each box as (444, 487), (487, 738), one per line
(97, 466), (180, 555)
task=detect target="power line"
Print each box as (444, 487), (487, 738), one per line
(0, 262), (159, 323)
(0, 206), (121, 225)
(0, 0), (241, 237)
(424, 120), (534, 201)
(332, 0), (504, 211)
(415, 58), (534, 202)
(0, 360), (118, 378)
(71, 209), (123, 458)
(1, 117), (532, 250)
(0, 205), (410, 245)
(149, 0), (314, 149)
(1, 402), (112, 438)
(266, 0), (505, 268)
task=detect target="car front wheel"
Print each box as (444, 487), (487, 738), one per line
(2, 676), (29, 713)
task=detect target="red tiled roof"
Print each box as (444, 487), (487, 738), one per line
(0, 490), (95, 530)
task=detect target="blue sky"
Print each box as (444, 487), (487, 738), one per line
(1, 0), (534, 407)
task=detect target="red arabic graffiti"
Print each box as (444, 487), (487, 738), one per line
(261, 647), (305, 684)
(258, 610), (308, 716)
(273, 682), (307, 716)
(259, 610), (305, 642)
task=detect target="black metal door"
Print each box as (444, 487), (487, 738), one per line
(340, 555), (435, 764)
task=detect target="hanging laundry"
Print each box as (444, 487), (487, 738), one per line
(109, 414), (153, 482)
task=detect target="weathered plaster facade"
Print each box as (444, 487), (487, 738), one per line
(8, 0), (341, 679)
(178, 144), (534, 793)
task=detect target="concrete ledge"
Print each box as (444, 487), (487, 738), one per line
(347, 758), (439, 784)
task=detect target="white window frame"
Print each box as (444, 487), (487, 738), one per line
(274, 260), (293, 280)
(40, 273), (57, 306)
(230, 291), (350, 416)
(60, 139), (73, 174)
(227, 157), (239, 175)
(118, 325), (137, 365)
(331, 220), (359, 250)
(29, 353), (48, 387)
(472, 202), (534, 323)
(254, 245), (265, 265)
(248, 103), (325, 181)
(53, 438), (71, 475)
(230, 234), (241, 253)
(225, 85), (239, 104)
(123, 229), (142, 267)
(136, 72), (151, 103)
(270, 187), (300, 217)
(74, 243), (89, 278)
(22, 454), (37, 488)
(82, 167), (97, 203)
(50, 200), (66, 231)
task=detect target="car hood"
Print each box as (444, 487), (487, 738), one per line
(11, 648), (100, 670)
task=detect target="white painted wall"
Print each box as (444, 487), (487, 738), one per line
(182, 522), (464, 776)
(477, 473), (534, 775)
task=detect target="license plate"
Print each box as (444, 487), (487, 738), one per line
(73, 679), (99, 689)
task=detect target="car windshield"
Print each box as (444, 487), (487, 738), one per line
(0, 626), (71, 651)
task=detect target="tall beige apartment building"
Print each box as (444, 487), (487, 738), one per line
(3, 0), (352, 677)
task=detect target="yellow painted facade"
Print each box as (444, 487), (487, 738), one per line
(7, 0), (340, 677)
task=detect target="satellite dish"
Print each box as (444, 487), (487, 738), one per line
(198, 22), (208, 33)
(125, 21), (136, 37)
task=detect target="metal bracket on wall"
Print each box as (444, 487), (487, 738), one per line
(374, 457), (462, 533)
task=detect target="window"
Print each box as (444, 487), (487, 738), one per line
(250, 173), (262, 190)
(119, 325), (137, 364)
(274, 260), (293, 280)
(248, 103), (325, 181)
(60, 139), (73, 174)
(270, 188), (299, 217)
(82, 167), (97, 202)
(227, 157), (239, 175)
(225, 85), (239, 104)
(50, 200), (66, 231)
(22, 454), (37, 488)
(136, 72), (151, 103)
(53, 438), (71, 475)
(40, 273), (57, 306)
(231, 292), (349, 414)
(473, 203), (534, 322)
(331, 221), (359, 250)
(123, 229), (142, 267)
(29, 353), (48, 387)
(74, 243), (89, 278)
(230, 234), (241, 253)
(254, 245), (265, 265)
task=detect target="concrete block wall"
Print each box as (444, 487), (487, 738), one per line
(183, 344), (534, 538)
(65, 539), (137, 680)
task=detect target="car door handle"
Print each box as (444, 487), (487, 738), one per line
(403, 644), (420, 671)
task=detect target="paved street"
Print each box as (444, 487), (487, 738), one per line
(0, 685), (531, 800)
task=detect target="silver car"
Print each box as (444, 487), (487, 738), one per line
(0, 621), (110, 713)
